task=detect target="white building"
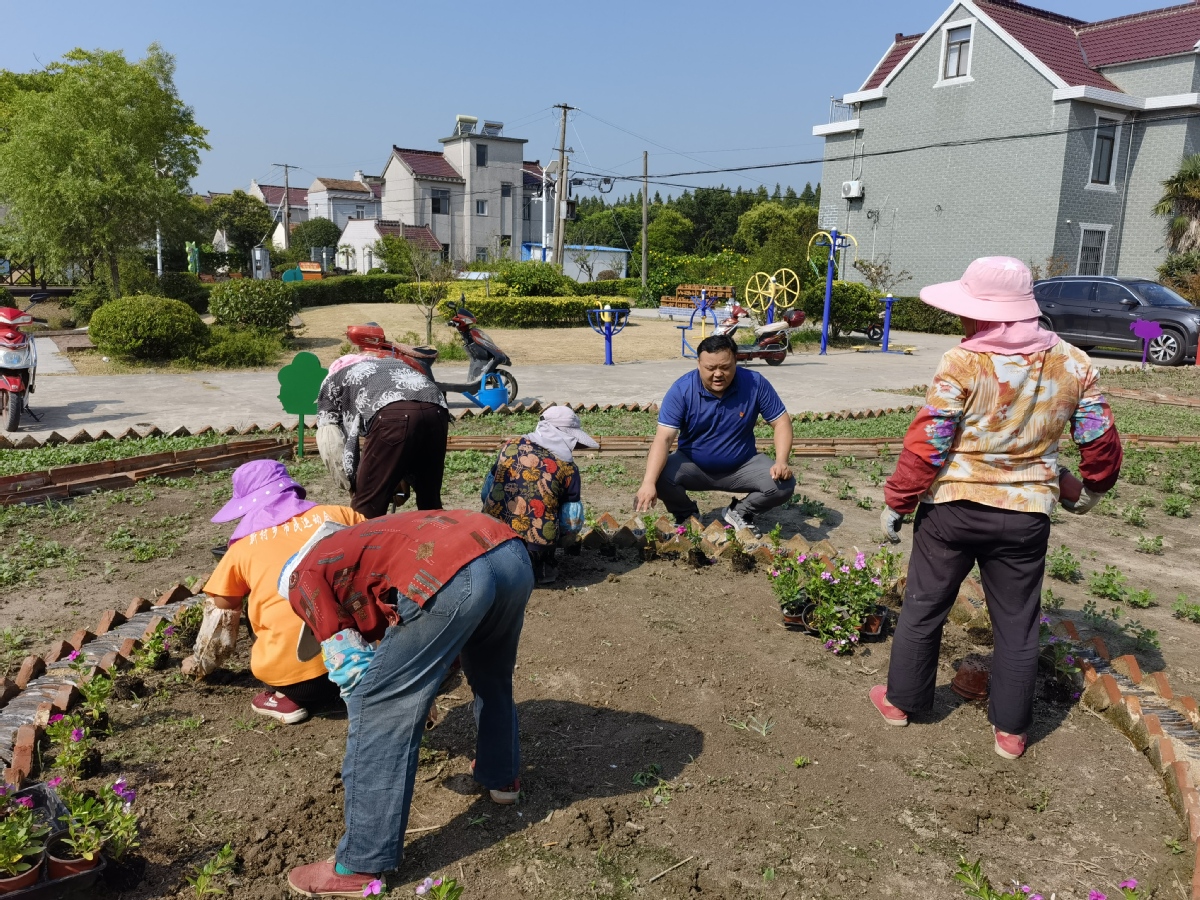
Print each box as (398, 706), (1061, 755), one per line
(522, 243), (630, 283)
(308, 172), (382, 230)
(337, 219), (442, 274)
(249, 180), (310, 250)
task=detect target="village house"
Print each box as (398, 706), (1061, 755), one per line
(336, 219), (442, 274)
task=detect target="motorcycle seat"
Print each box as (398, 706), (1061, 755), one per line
(754, 322), (790, 336)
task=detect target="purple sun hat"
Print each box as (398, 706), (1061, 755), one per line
(212, 460), (316, 544)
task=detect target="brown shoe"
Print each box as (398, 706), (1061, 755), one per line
(287, 861), (380, 898)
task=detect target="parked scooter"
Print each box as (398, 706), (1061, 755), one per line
(714, 303), (807, 366)
(345, 305), (518, 406)
(0, 292), (48, 432)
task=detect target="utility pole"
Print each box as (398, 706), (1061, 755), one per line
(641, 151), (648, 295)
(273, 163), (295, 250)
(552, 103), (574, 267)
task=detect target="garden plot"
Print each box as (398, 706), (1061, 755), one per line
(2, 451), (1198, 898)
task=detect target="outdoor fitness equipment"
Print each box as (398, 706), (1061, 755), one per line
(809, 230), (859, 355)
(743, 269), (801, 325)
(678, 291), (721, 359)
(587, 304), (630, 366)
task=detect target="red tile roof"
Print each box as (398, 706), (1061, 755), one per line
(375, 220), (443, 252)
(864, 0), (1200, 96)
(391, 147), (464, 181)
(1078, 2), (1200, 68)
(258, 184), (308, 207)
(522, 160), (544, 190)
(311, 177), (374, 194)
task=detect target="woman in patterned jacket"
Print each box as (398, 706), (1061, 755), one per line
(482, 406), (596, 584)
(870, 257), (1123, 760)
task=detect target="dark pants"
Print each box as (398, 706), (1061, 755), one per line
(276, 674), (341, 710)
(353, 401), (450, 519)
(655, 451), (796, 522)
(886, 501), (1051, 735)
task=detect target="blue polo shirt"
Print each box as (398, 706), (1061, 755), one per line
(659, 368), (787, 473)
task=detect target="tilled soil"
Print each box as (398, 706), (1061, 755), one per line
(2, 456), (1197, 898)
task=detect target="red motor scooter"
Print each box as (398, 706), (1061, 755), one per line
(714, 303), (806, 366)
(0, 292), (48, 432)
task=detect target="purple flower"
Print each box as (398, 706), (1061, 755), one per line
(1021, 887), (1031, 894)
(47, 776), (63, 789)
(1039, 615), (1050, 625)
(1064, 655), (1075, 666)
(14, 796), (33, 809)
(675, 525), (685, 535)
(165, 625), (177, 636)
(820, 571), (833, 581)
(871, 578), (882, 586)
(1072, 691), (1081, 700)
(1047, 636), (1059, 644)
(415, 877), (435, 896)
(49, 713), (64, 724)
(363, 880), (383, 897)
(68, 649), (80, 661)
(71, 727), (84, 742)
(1089, 892), (1107, 900)
(854, 552), (866, 570)
(112, 778), (136, 804)
(839, 565), (850, 574)
(1031, 894), (1044, 900)
(824, 640), (834, 649)
(1119, 880), (1137, 890)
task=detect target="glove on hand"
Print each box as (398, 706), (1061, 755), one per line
(1061, 485), (1103, 515)
(880, 507), (904, 544)
(321, 628), (375, 699)
(181, 597), (240, 678)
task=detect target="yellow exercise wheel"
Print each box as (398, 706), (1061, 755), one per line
(743, 268), (801, 318)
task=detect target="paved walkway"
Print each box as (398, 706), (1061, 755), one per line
(19, 331), (962, 440)
(34, 337), (76, 374)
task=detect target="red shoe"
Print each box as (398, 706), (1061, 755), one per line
(993, 727), (1026, 760)
(869, 685), (908, 726)
(287, 860), (380, 897)
(252, 690), (309, 725)
(470, 760), (521, 804)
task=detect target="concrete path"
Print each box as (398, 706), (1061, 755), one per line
(34, 337), (76, 375)
(18, 330), (963, 441)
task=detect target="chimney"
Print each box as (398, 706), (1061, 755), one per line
(895, 32), (904, 41)
(353, 170), (365, 182)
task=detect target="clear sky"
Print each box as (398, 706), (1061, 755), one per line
(2, 0), (1160, 200)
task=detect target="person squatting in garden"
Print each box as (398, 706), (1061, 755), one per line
(182, 460), (364, 725)
(315, 353), (450, 519)
(635, 333), (795, 536)
(282, 510), (533, 898)
(871, 256), (1123, 760)
(481, 405), (594, 584)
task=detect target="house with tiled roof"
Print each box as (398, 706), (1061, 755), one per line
(336, 219), (442, 274)
(814, 0), (1200, 287)
(380, 117), (549, 262)
(307, 172), (381, 230)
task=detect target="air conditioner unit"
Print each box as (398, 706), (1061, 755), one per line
(842, 180), (864, 200)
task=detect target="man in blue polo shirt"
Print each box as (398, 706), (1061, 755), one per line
(635, 334), (794, 535)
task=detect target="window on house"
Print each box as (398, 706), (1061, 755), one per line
(476, 144), (488, 167)
(522, 200), (532, 221)
(476, 200), (488, 216)
(501, 183), (512, 198)
(431, 190), (450, 215)
(1090, 118), (1118, 185)
(1078, 228), (1108, 276)
(440, 243), (450, 262)
(943, 25), (971, 79)
(476, 247), (488, 262)
(355, 205), (365, 219)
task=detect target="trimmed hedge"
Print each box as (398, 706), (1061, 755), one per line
(209, 279), (297, 329)
(290, 274), (413, 307)
(886, 296), (962, 335)
(89, 295), (209, 359)
(156, 272), (210, 314)
(435, 296), (631, 328)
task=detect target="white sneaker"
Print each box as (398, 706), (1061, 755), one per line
(721, 503), (760, 538)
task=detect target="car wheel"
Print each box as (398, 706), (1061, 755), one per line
(1147, 328), (1185, 366)
(1076, 345), (1096, 352)
(1038, 316), (1054, 332)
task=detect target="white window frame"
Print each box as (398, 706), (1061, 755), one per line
(476, 199), (489, 217)
(935, 18), (975, 87)
(1076, 223), (1112, 276)
(1085, 111), (1125, 193)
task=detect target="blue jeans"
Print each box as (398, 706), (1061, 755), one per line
(336, 538), (534, 873)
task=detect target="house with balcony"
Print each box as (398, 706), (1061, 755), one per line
(813, 0), (1200, 288)
(380, 117), (548, 263)
(307, 173), (382, 231)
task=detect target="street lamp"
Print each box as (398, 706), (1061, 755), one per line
(540, 160), (561, 263)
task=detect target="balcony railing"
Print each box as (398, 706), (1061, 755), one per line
(828, 98), (854, 123)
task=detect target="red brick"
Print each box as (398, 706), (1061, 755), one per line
(1079, 659), (1099, 685)
(42, 640), (72, 664)
(125, 597), (152, 618)
(15, 655), (45, 689)
(66, 629), (94, 650)
(33, 702), (53, 727)
(94, 609), (125, 635)
(1179, 696), (1199, 728)
(1185, 789), (1200, 842)
(1150, 733), (1176, 772)
(1052, 619), (1081, 641)
(156, 583), (193, 607)
(1112, 654), (1143, 684)
(0, 677), (18, 708)
(1100, 674), (1121, 706)
(97, 651), (129, 673)
(1145, 713), (1164, 740)
(1083, 673), (1121, 712)
(142, 615), (165, 639)
(1171, 762), (1193, 801)
(51, 683), (78, 713)
(7, 724), (37, 784)
(1087, 636), (1111, 660)
(117, 637), (138, 659)
(1149, 671), (1174, 700)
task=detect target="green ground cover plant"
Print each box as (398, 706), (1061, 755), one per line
(1089, 565), (1129, 603)
(1173, 594), (1200, 624)
(1046, 545), (1082, 583)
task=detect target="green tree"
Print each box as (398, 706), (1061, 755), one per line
(799, 183), (816, 205)
(372, 233), (415, 278)
(0, 45), (208, 296)
(290, 216), (342, 253)
(1154, 153), (1200, 254)
(646, 208), (694, 254)
(208, 190), (274, 273)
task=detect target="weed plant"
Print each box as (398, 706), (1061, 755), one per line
(1126, 588), (1156, 609)
(1041, 588), (1064, 610)
(1164, 495), (1192, 517)
(1088, 565), (1129, 603)
(1135, 535), (1164, 555)
(1046, 545), (1082, 583)
(1173, 594), (1200, 624)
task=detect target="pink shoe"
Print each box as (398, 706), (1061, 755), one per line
(287, 860), (380, 897)
(869, 685), (908, 726)
(993, 727), (1026, 760)
(470, 760), (521, 804)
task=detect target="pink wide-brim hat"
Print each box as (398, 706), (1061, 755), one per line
(919, 256), (1041, 323)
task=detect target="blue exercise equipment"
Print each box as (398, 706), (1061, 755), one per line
(586, 306), (630, 366)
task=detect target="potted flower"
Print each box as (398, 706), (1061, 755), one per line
(768, 553), (815, 629)
(640, 515), (659, 562)
(676, 522), (708, 568)
(48, 779), (104, 879)
(724, 525), (754, 573)
(0, 788), (50, 893)
(98, 778), (142, 890)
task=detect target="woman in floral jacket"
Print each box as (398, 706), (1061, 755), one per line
(482, 406), (595, 583)
(870, 257), (1122, 760)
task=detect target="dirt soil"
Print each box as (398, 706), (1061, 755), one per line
(2, 453), (1197, 899)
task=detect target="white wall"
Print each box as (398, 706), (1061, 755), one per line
(337, 219), (383, 274)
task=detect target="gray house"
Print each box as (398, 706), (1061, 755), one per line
(814, 0), (1200, 288)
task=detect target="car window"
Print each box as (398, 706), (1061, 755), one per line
(1093, 283), (1137, 305)
(1056, 281), (1093, 301)
(1129, 282), (1195, 308)
(1034, 282), (1060, 300)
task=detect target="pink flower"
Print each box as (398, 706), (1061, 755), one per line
(1119, 880), (1137, 890)
(1089, 891), (1107, 900)
(47, 776), (63, 789)
(839, 565), (850, 574)
(1021, 887), (1031, 894)
(797, 554), (807, 562)
(49, 713), (64, 724)
(871, 578), (881, 586)
(854, 552), (866, 570)
(415, 877), (435, 895)
(15, 796), (34, 809)
(71, 727), (84, 742)
(769, 569), (780, 577)
(1031, 895), (1044, 900)
(68, 649), (80, 661)
(675, 525), (685, 535)
(363, 879), (383, 897)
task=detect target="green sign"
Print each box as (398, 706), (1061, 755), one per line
(282, 267), (303, 283)
(277, 351), (328, 456)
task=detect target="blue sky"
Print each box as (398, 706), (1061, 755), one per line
(2, 0), (1159, 199)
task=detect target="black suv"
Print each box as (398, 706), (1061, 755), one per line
(1033, 276), (1200, 365)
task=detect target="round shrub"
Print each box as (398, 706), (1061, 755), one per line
(494, 260), (573, 296)
(208, 279), (297, 329)
(801, 280), (880, 337)
(157, 271), (209, 313)
(88, 294), (209, 359)
(195, 326), (286, 368)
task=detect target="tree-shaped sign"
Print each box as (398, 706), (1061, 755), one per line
(277, 351), (328, 456)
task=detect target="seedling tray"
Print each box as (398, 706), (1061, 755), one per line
(7, 783), (106, 899)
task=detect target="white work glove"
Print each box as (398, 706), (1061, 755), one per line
(180, 597), (240, 678)
(1061, 485), (1103, 515)
(880, 507), (904, 544)
(316, 424), (351, 491)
